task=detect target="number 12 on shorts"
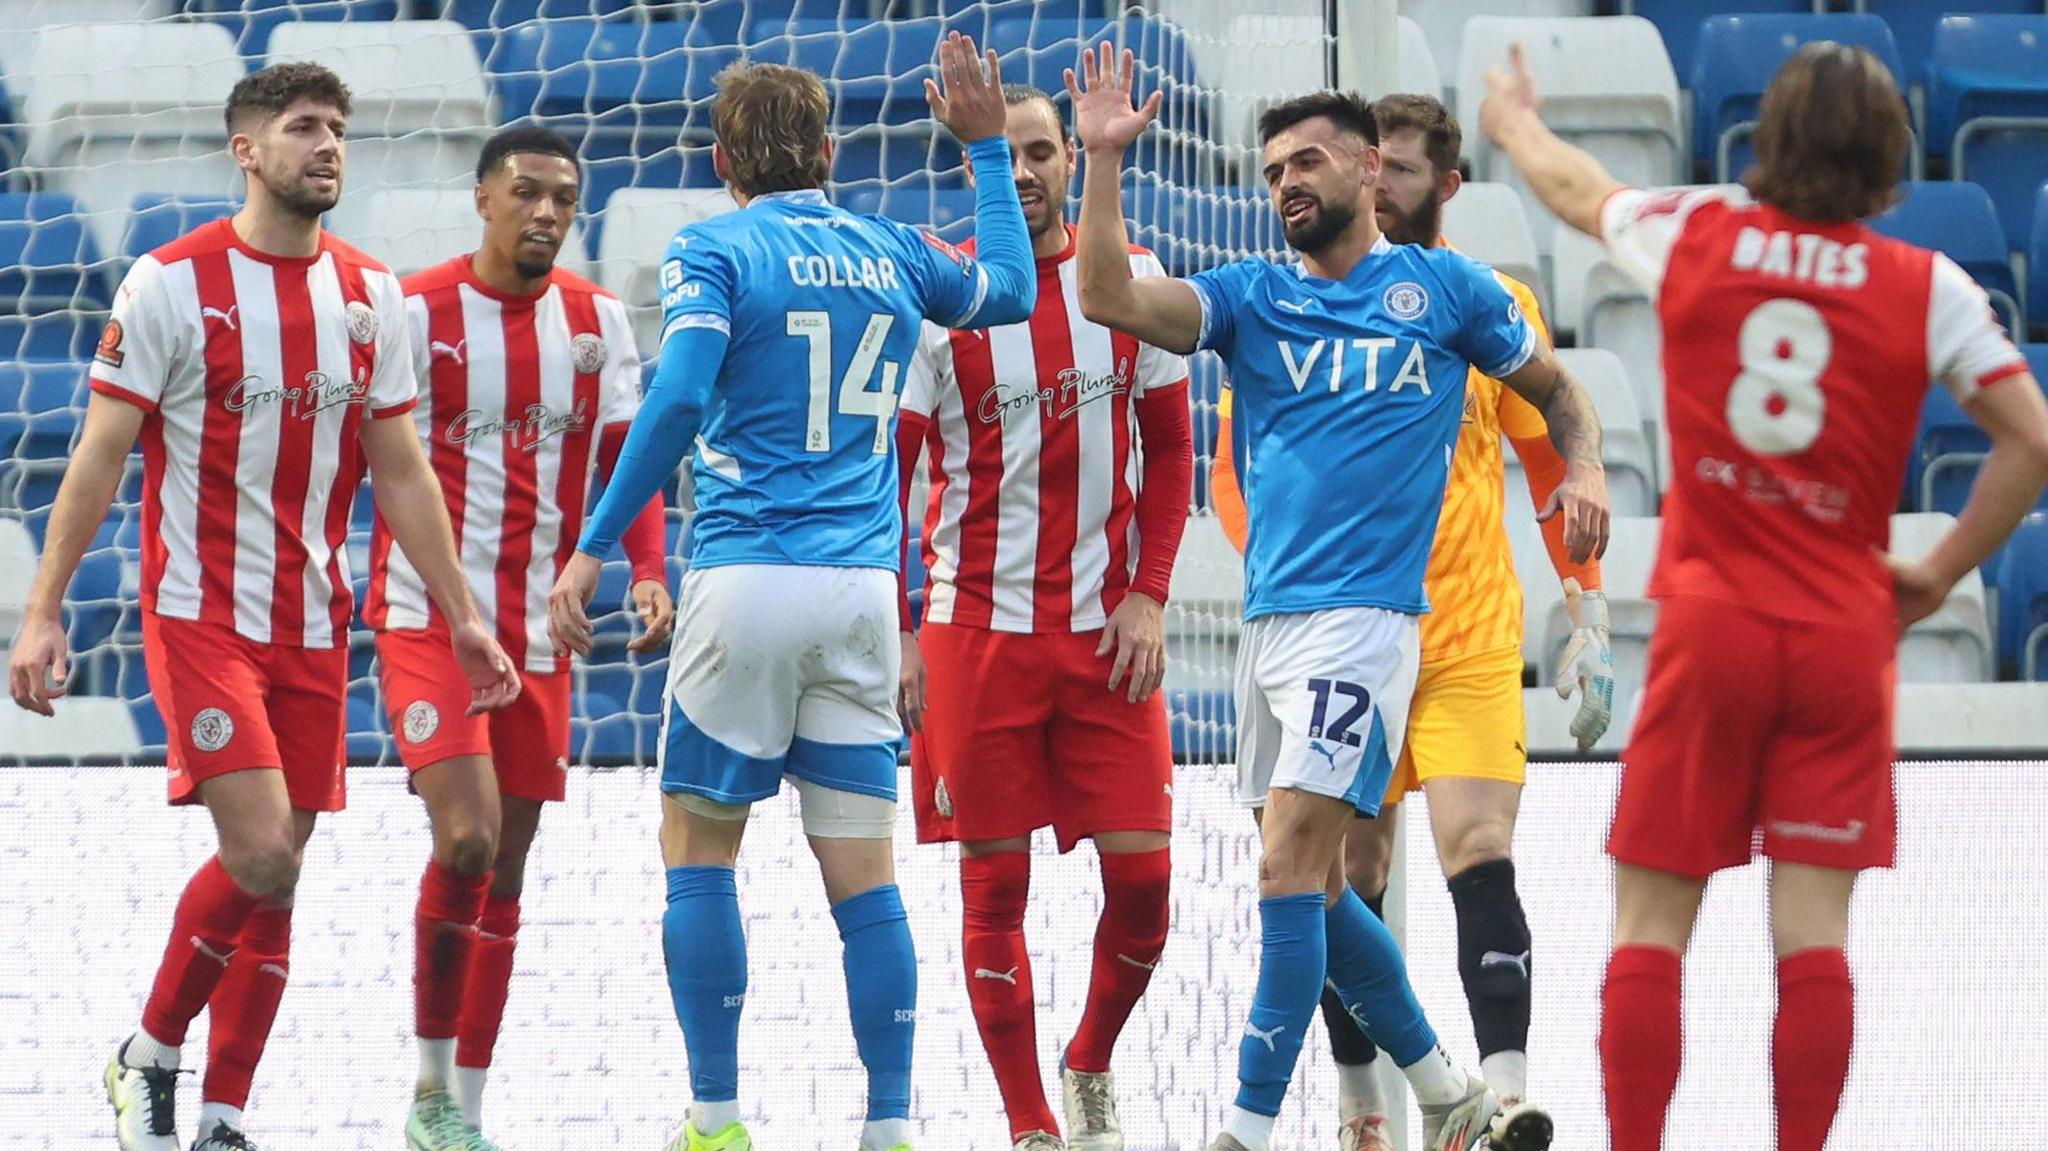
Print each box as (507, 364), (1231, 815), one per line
(1307, 678), (1372, 747)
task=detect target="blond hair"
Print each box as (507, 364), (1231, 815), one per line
(712, 62), (832, 196)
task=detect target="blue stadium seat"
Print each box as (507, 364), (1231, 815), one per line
(124, 195), (240, 261)
(746, 18), (944, 128)
(346, 686), (392, 761)
(937, 0), (1107, 43)
(1869, 182), (2022, 334)
(1927, 15), (2048, 252)
(571, 689), (631, 759)
(1997, 511), (2048, 679)
(1913, 383), (1987, 517)
(438, 0), (636, 34)
(0, 360), (85, 462)
(1167, 688), (1235, 763)
(1188, 354), (1223, 509)
(836, 186), (977, 243)
(1125, 182), (1286, 279)
(1861, 0), (2046, 97)
(1628, 0), (1822, 87)
(987, 14), (1206, 181)
(129, 697), (167, 753)
(0, 193), (112, 360)
(183, 0), (401, 55)
(2031, 181), (2048, 335)
(1690, 14), (1911, 183)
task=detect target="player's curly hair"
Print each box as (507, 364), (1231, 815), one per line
(712, 62), (832, 197)
(1747, 43), (1910, 224)
(1256, 90), (1379, 149)
(224, 62), (352, 134)
(1372, 93), (1461, 179)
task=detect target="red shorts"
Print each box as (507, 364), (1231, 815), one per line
(1611, 595), (1898, 877)
(376, 628), (573, 804)
(142, 613), (348, 812)
(909, 620), (1173, 852)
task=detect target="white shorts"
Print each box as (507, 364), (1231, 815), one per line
(1234, 606), (1421, 816)
(658, 564), (903, 811)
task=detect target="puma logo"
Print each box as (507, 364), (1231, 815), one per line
(1481, 950), (1532, 980)
(189, 936), (234, 966)
(973, 966), (1019, 985)
(256, 963), (288, 979)
(1306, 739), (1341, 771)
(201, 305), (237, 330)
(1274, 298), (1312, 315)
(1116, 953), (1157, 972)
(430, 339), (467, 364)
(1243, 1022), (1285, 1052)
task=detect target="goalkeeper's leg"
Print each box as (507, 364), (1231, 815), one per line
(1422, 776), (1531, 1104)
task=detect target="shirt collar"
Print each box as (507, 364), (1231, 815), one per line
(751, 189), (830, 208)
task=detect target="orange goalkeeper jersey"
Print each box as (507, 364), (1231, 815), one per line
(1212, 251), (1601, 665)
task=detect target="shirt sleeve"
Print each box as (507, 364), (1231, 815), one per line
(366, 271), (419, 417)
(1187, 260), (1250, 358)
(1131, 252), (1191, 395)
(899, 136), (1034, 329)
(1448, 254), (1537, 381)
(899, 322), (948, 420)
(1597, 186), (1727, 298)
(1927, 253), (2029, 402)
(88, 255), (179, 412)
(1494, 276), (1552, 440)
(658, 223), (737, 347)
(595, 294), (644, 425)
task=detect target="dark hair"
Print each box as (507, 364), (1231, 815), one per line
(476, 124), (579, 182)
(1372, 93), (1461, 178)
(712, 61), (831, 196)
(1746, 43), (1910, 224)
(224, 62), (351, 134)
(1002, 83), (1064, 128)
(1257, 90), (1378, 148)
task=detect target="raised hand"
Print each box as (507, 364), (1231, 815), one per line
(1479, 42), (1543, 145)
(1064, 40), (1162, 155)
(924, 31), (1008, 144)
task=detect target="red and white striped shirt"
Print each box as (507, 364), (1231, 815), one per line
(89, 219), (418, 649)
(364, 256), (652, 673)
(900, 230), (1192, 634)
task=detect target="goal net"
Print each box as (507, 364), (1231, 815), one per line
(2, 2), (2041, 1150)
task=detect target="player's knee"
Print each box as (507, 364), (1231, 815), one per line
(1258, 837), (1329, 897)
(1345, 836), (1394, 897)
(221, 831), (300, 898)
(441, 822), (499, 876)
(1440, 819), (1514, 878)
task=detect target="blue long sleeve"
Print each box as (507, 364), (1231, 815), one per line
(959, 135), (1035, 327)
(576, 324), (729, 558)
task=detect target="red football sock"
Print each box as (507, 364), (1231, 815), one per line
(415, 861), (489, 1040)
(456, 894), (521, 1069)
(961, 851), (1057, 1139)
(1600, 945), (1683, 1151)
(1065, 847), (1170, 1074)
(202, 904), (293, 1109)
(141, 858), (263, 1046)
(1774, 947), (1853, 1151)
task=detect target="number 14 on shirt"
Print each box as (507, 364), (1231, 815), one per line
(788, 309), (902, 455)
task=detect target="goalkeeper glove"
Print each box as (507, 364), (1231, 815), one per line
(1554, 578), (1614, 751)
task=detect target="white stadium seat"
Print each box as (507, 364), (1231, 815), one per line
(1458, 17), (1682, 254)
(1894, 684), (2048, 753)
(0, 0), (172, 79)
(1164, 515), (1244, 695)
(1522, 684), (1638, 755)
(1206, 14), (1441, 161)
(1554, 347), (1658, 516)
(1506, 500), (1559, 671)
(0, 516), (36, 649)
(327, 188), (587, 281)
(19, 23), (246, 226)
(267, 20), (493, 191)
(1537, 516), (1660, 708)
(1403, 0), (1592, 103)
(595, 188), (738, 357)
(1441, 182), (1547, 321)
(1889, 513), (1995, 682)
(0, 696), (142, 758)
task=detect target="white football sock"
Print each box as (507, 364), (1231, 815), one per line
(125, 1029), (180, 1071)
(861, 1117), (912, 1149)
(1221, 1106), (1275, 1151)
(1481, 1050), (1528, 1102)
(1337, 1060), (1387, 1119)
(417, 1038), (455, 1092)
(197, 1102), (244, 1135)
(1400, 1044), (1468, 1106)
(453, 1065), (488, 1127)
(692, 1100), (741, 1135)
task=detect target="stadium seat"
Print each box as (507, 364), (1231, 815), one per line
(267, 21), (494, 191)
(1167, 687), (1236, 764)
(0, 360), (86, 463)
(18, 22), (245, 223)
(986, 14), (1206, 185)
(1209, 14), (1440, 159)
(328, 187), (587, 280)
(0, 0), (173, 79)
(1441, 182), (1547, 321)
(184, 0), (401, 56)
(1506, 499), (1560, 672)
(1620, 0), (1823, 86)
(0, 514), (32, 646)
(436, 0), (636, 34)
(1163, 515), (1242, 697)
(1912, 382), (1986, 517)
(1536, 515), (1659, 703)
(1927, 15), (2048, 253)
(1869, 182), (2021, 337)
(1522, 685), (1637, 755)
(1125, 182), (1287, 280)
(1405, 0), (1593, 100)
(1858, 0), (2045, 98)
(0, 192), (112, 360)
(1458, 17), (1683, 248)
(1554, 348), (1658, 516)
(836, 185), (976, 244)
(745, 18), (943, 129)
(2030, 182), (2048, 336)
(594, 187), (736, 357)
(122, 194), (239, 261)
(1690, 14), (1913, 185)
(1894, 683), (2048, 751)
(1994, 512), (2048, 679)
(128, 695), (166, 751)
(0, 695), (142, 758)
(1890, 511), (1996, 682)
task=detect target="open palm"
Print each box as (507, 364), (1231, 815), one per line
(1064, 40), (1162, 153)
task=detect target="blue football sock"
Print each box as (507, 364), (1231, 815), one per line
(832, 884), (916, 1121)
(1235, 892), (1328, 1117)
(1325, 883), (1437, 1066)
(664, 866), (746, 1105)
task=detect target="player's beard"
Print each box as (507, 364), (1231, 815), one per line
(1377, 189), (1442, 248)
(514, 257), (554, 280)
(265, 165), (339, 219)
(1280, 192), (1356, 256)
(1021, 184), (1065, 247)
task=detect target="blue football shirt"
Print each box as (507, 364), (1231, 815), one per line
(1189, 237), (1537, 620)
